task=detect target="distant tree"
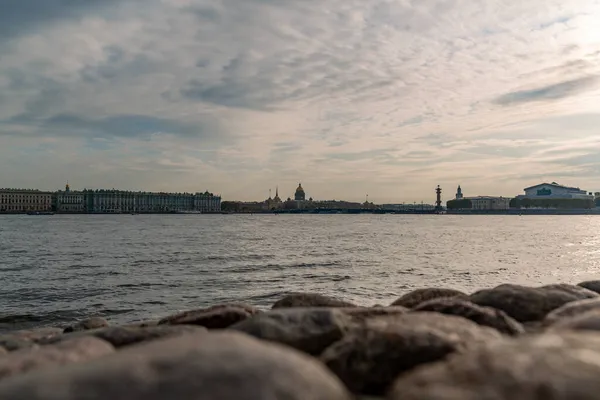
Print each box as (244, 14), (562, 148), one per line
(509, 198), (519, 208)
(446, 199), (472, 210)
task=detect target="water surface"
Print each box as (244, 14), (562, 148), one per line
(1, 214), (599, 331)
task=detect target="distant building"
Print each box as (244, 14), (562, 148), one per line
(294, 183), (306, 201)
(455, 185), (463, 199)
(447, 186), (509, 210)
(0, 189), (52, 213)
(513, 182), (595, 209)
(522, 182), (593, 200)
(56, 183), (84, 213)
(468, 196), (510, 210)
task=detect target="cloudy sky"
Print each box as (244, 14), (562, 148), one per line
(1, 0), (600, 203)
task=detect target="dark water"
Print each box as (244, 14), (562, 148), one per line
(1, 214), (600, 332)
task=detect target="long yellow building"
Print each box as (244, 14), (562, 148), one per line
(0, 189), (53, 212)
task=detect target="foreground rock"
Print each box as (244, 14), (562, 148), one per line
(548, 310), (600, 332)
(39, 325), (207, 348)
(0, 337), (114, 381)
(63, 317), (109, 333)
(158, 304), (259, 329)
(321, 313), (503, 395)
(578, 280), (600, 294)
(469, 284), (598, 322)
(0, 332), (352, 400)
(389, 332), (600, 400)
(0, 328), (63, 352)
(339, 306), (408, 322)
(390, 288), (468, 308)
(272, 293), (356, 309)
(413, 298), (524, 335)
(544, 298), (600, 326)
(230, 308), (352, 355)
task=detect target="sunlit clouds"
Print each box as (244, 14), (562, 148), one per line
(1, 0), (600, 202)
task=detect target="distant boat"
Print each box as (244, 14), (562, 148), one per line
(26, 211), (55, 216)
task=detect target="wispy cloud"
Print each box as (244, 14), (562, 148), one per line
(1, 0), (600, 201)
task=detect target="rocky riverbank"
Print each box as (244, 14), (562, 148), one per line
(3, 282), (600, 399)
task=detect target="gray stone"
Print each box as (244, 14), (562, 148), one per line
(338, 306), (408, 322)
(230, 308), (352, 355)
(272, 293), (356, 309)
(365, 312), (504, 348)
(321, 324), (462, 395)
(158, 304), (259, 329)
(38, 325), (206, 348)
(578, 280), (600, 294)
(63, 317), (109, 333)
(469, 284), (598, 322)
(544, 298), (600, 326)
(413, 298), (524, 335)
(389, 332), (600, 400)
(390, 288), (468, 308)
(0, 328), (63, 352)
(0, 337), (114, 381)
(0, 347), (6, 357)
(0, 332), (352, 400)
(549, 310), (600, 332)
(123, 320), (160, 328)
(0, 336), (37, 352)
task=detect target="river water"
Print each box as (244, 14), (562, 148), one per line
(1, 214), (600, 331)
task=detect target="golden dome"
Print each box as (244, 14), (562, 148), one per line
(295, 183), (304, 193)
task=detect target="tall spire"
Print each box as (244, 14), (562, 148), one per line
(275, 186), (279, 197)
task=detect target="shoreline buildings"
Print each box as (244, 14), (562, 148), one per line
(0, 184), (221, 214)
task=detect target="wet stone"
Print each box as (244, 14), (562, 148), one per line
(413, 298), (524, 335)
(0, 332), (352, 400)
(272, 293), (356, 309)
(63, 317), (109, 333)
(578, 280), (600, 294)
(548, 310), (600, 332)
(230, 308), (352, 355)
(339, 307), (408, 322)
(321, 324), (462, 395)
(0, 336), (114, 381)
(0, 328), (63, 352)
(544, 298), (600, 326)
(389, 332), (600, 400)
(158, 304), (259, 329)
(469, 284), (598, 323)
(390, 288), (468, 308)
(38, 325), (207, 348)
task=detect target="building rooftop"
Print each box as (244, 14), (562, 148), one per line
(523, 182), (581, 191)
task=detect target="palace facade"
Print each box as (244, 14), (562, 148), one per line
(0, 184), (221, 213)
(0, 189), (53, 212)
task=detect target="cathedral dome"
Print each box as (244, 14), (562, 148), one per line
(294, 183), (306, 201)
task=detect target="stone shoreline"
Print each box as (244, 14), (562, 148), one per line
(3, 282), (600, 399)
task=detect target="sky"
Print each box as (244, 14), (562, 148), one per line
(1, 0), (600, 203)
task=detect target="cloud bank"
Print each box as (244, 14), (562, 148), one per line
(1, 0), (600, 202)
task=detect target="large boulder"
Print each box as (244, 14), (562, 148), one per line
(0, 328), (63, 352)
(390, 288), (468, 308)
(389, 332), (600, 400)
(339, 307), (408, 322)
(548, 310), (600, 332)
(0, 332), (352, 400)
(321, 312), (503, 396)
(578, 280), (600, 294)
(413, 298), (524, 335)
(38, 325), (206, 348)
(272, 293), (356, 309)
(63, 317), (109, 333)
(469, 284), (598, 322)
(158, 304), (259, 329)
(230, 308), (352, 355)
(544, 298), (600, 326)
(0, 337), (114, 381)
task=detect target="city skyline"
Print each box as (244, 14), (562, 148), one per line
(1, 1), (600, 203)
